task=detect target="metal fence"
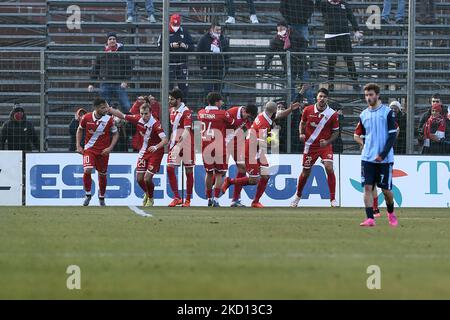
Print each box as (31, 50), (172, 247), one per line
(1, 49), (449, 155)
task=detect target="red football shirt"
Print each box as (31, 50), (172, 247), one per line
(169, 103), (194, 150)
(79, 112), (117, 154)
(226, 106), (252, 145)
(246, 112), (273, 154)
(197, 106), (235, 152)
(301, 104), (339, 149)
(125, 114), (165, 157)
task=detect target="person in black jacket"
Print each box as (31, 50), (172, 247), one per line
(316, 0), (363, 91)
(158, 14), (195, 100)
(418, 93), (448, 146)
(0, 104), (39, 151)
(196, 21), (230, 97)
(69, 107), (87, 151)
(280, 0), (314, 42)
(88, 32), (132, 113)
(389, 101), (406, 154)
(265, 21), (313, 103)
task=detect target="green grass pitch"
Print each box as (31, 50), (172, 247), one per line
(0, 206), (449, 299)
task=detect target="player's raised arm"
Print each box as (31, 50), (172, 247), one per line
(275, 102), (302, 121)
(107, 105), (125, 119)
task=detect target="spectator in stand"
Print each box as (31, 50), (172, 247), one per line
(197, 21), (230, 96)
(422, 102), (446, 154)
(316, 0), (363, 92)
(417, 0), (436, 24)
(265, 21), (313, 103)
(88, 32), (132, 113)
(389, 100), (406, 154)
(126, 0), (156, 23)
(381, 0), (406, 24)
(158, 14), (195, 100)
(0, 104), (39, 151)
(69, 107), (87, 151)
(418, 93), (448, 145)
(280, 0), (314, 42)
(129, 95), (161, 151)
(225, 0), (259, 24)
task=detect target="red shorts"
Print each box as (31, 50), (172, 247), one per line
(302, 145), (333, 169)
(167, 143), (195, 167)
(83, 149), (109, 173)
(245, 153), (269, 177)
(202, 152), (228, 173)
(136, 151), (164, 174)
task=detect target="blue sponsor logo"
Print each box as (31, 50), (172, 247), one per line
(29, 164), (331, 200)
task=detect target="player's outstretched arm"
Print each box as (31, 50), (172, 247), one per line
(107, 106), (125, 120)
(275, 102), (302, 120)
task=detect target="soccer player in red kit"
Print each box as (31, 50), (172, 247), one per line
(167, 88), (195, 207)
(198, 92), (235, 207)
(222, 101), (300, 208)
(107, 103), (168, 207)
(76, 98), (119, 206)
(290, 88), (340, 208)
(225, 103), (258, 207)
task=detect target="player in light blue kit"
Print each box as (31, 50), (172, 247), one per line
(353, 83), (399, 227)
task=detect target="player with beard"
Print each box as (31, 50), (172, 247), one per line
(354, 83), (398, 227)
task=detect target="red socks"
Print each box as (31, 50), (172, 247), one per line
(206, 189), (212, 199)
(138, 178), (147, 194)
(253, 177), (269, 203)
(98, 174), (107, 198)
(83, 172), (92, 194)
(214, 187), (221, 198)
(327, 171), (336, 201)
(186, 171), (194, 201)
(167, 166), (180, 199)
(146, 179), (155, 198)
(296, 174), (308, 197)
(232, 171), (246, 201)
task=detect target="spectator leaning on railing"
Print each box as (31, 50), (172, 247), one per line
(88, 32), (132, 113)
(422, 103), (446, 155)
(418, 93), (448, 145)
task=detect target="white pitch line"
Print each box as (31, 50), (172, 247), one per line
(128, 206), (153, 218)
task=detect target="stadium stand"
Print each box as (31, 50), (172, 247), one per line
(0, 0), (449, 152)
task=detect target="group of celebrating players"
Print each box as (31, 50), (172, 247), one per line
(76, 83), (399, 227)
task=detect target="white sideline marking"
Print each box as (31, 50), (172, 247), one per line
(128, 206), (153, 218)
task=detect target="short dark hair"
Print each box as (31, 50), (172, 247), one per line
(363, 83), (380, 95)
(93, 97), (107, 109)
(431, 93), (441, 100)
(317, 88), (329, 97)
(245, 103), (258, 119)
(169, 88), (183, 101)
(207, 92), (223, 106)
